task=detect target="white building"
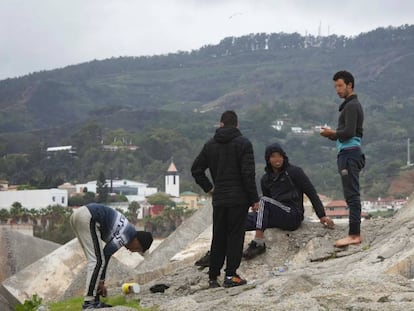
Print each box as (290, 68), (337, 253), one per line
(46, 145), (77, 156)
(165, 161), (179, 198)
(271, 120), (284, 131)
(291, 127), (303, 133)
(0, 189), (68, 210)
(75, 179), (157, 202)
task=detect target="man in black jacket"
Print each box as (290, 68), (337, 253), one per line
(320, 70), (365, 247)
(243, 142), (334, 259)
(191, 110), (259, 288)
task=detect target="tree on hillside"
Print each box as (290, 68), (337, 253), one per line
(10, 201), (24, 223)
(147, 192), (175, 207)
(125, 201), (140, 224)
(0, 208), (9, 223)
(96, 171), (108, 203)
(34, 205), (75, 244)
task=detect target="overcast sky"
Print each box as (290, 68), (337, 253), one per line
(0, 0), (413, 80)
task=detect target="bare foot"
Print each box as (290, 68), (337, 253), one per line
(334, 235), (362, 247)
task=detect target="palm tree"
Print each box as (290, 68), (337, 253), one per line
(0, 208), (9, 223)
(10, 201), (24, 223)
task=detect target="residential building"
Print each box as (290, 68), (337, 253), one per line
(75, 179), (157, 202)
(180, 191), (199, 209)
(362, 197), (408, 213)
(46, 145), (77, 156)
(325, 200), (349, 220)
(0, 189), (68, 210)
(325, 200), (368, 221)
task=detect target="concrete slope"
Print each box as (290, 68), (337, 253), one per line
(135, 201), (212, 281)
(1, 237), (143, 305)
(0, 202), (213, 309)
(0, 228), (61, 311)
(0, 228), (60, 283)
(0, 239), (85, 308)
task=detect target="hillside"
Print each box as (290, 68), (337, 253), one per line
(1, 25), (414, 132)
(0, 25), (414, 198)
(388, 167), (414, 197)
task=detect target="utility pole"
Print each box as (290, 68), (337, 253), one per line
(408, 138), (413, 166)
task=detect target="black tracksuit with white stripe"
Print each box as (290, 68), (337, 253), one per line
(246, 143), (326, 231)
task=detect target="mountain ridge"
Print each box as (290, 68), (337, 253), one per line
(0, 25), (413, 198)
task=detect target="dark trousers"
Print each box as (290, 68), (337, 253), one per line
(209, 204), (249, 279)
(337, 147), (365, 235)
(245, 196), (302, 232)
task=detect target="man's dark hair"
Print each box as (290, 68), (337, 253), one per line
(333, 70), (355, 89)
(220, 110), (238, 127)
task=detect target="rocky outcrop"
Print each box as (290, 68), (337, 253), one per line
(133, 195), (414, 311)
(5, 196), (414, 310)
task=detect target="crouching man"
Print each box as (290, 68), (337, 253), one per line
(70, 203), (153, 309)
(243, 143), (334, 259)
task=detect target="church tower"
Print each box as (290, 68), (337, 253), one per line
(165, 160), (179, 197)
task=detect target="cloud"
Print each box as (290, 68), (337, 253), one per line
(0, 0), (412, 79)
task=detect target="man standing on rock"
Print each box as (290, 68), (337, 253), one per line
(70, 203), (153, 309)
(191, 110), (259, 288)
(320, 70), (365, 247)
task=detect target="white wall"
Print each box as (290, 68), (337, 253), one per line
(76, 179), (157, 197)
(165, 174), (179, 198)
(0, 189), (68, 210)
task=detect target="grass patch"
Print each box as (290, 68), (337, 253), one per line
(47, 295), (157, 311)
(368, 210), (395, 218)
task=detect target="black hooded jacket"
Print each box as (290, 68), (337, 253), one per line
(191, 127), (259, 207)
(260, 143), (326, 219)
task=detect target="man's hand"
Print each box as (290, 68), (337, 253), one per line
(320, 216), (334, 229)
(320, 127), (336, 140)
(97, 280), (107, 297)
(251, 202), (260, 212)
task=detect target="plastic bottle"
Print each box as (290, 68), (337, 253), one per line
(122, 282), (140, 294)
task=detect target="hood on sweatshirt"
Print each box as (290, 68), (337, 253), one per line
(213, 127), (241, 143)
(264, 142), (290, 173)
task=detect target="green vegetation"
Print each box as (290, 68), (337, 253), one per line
(0, 25), (414, 199)
(14, 294), (42, 311)
(46, 295), (156, 311)
(143, 193), (194, 237)
(368, 210), (396, 218)
(1, 195), (191, 242)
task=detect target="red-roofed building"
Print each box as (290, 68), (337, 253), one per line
(325, 200), (368, 220)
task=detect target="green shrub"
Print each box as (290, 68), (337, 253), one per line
(14, 294), (42, 311)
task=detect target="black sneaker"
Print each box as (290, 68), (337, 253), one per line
(195, 251), (210, 267)
(82, 300), (112, 309)
(243, 240), (266, 260)
(208, 279), (220, 289)
(223, 275), (247, 288)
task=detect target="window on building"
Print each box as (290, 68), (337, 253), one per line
(61, 197), (65, 204)
(52, 196), (56, 202)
